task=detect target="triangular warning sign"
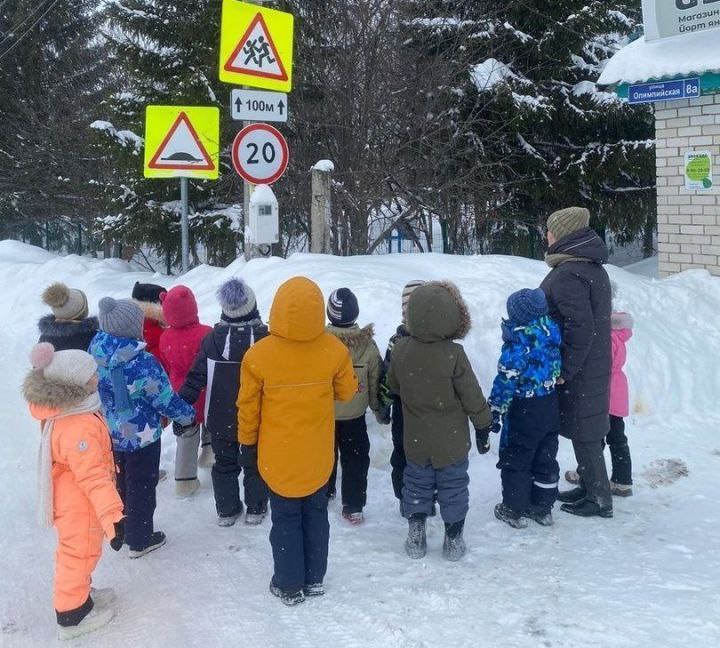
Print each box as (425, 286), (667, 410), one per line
(223, 13), (288, 81)
(148, 112), (215, 171)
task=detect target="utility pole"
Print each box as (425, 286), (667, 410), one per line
(243, 0), (264, 261)
(311, 160), (333, 253)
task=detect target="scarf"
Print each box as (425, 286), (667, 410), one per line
(37, 391), (101, 528)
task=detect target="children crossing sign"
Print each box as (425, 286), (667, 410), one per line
(144, 106), (220, 179)
(219, 0), (294, 92)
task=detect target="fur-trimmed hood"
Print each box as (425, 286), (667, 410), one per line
(611, 311), (633, 330)
(406, 280), (471, 342)
(23, 368), (92, 411)
(326, 323), (375, 349)
(38, 314), (99, 339)
(134, 300), (166, 326)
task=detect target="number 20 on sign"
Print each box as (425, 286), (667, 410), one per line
(232, 123), (289, 185)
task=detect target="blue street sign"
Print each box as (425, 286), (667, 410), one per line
(628, 78), (700, 105)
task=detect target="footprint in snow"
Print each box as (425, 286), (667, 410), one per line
(642, 458), (689, 488)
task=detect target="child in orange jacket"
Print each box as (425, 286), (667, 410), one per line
(238, 277), (358, 606)
(23, 343), (125, 641)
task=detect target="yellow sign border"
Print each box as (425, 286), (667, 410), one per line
(219, 0), (294, 92)
(143, 106), (220, 180)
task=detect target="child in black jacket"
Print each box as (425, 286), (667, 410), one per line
(180, 278), (269, 526)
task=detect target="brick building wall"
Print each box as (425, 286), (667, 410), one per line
(655, 94), (720, 277)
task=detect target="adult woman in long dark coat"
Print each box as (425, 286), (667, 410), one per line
(540, 207), (613, 518)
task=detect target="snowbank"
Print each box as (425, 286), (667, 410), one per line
(598, 31), (720, 86)
(1, 241), (719, 647)
(2, 241), (717, 419)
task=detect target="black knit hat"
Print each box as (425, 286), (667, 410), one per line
(132, 282), (166, 304)
(326, 288), (359, 327)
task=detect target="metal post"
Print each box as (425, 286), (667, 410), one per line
(243, 0), (264, 262)
(180, 177), (190, 274)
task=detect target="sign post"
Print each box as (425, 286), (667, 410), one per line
(143, 105), (220, 273)
(219, 0), (294, 260)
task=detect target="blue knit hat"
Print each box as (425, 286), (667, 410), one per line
(506, 288), (548, 326)
(327, 288), (359, 327)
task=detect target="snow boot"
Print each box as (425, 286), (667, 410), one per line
(442, 520), (467, 561)
(494, 503), (528, 529)
(198, 444), (215, 469)
(218, 511), (242, 527)
(564, 469), (580, 485)
(129, 531), (167, 559)
(175, 478), (200, 499)
(89, 588), (115, 608)
(269, 580), (305, 606)
(405, 513), (427, 559)
(57, 603), (114, 641)
(525, 508), (554, 527)
(560, 498), (613, 518)
(303, 583), (325, 597)
(557, 487), (586, 504)
(611, 482), (633, 497)
(245, 504), (268, 526)
(342, 507), (364, 525)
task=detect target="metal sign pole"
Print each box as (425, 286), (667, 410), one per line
(243, 0), (264, 262)
(180, 176), (190, 273)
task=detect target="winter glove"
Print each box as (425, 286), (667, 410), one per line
(239, 444), (258, 470)
(491, 411), (503, 435)
(110, 518), (125, 551)
(173, 421), (196, 437)
(374, 406), (391, 426)
(475, 426), (491, 455)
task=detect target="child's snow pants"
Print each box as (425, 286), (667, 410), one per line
(269, 487), (329, 593)
(402, 458), (469, 523)
(327, 416), (370, 512)
(497, 392), (560, 514)
(115, 439), (160, 551)
(53, 468), (104, 624)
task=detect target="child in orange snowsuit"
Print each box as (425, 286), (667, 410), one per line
(23, 342), (125, 640)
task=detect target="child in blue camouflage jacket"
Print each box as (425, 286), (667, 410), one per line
(489, 288), (562, 529)
(89, 297), (195, 557)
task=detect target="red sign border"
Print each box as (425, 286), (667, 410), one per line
(223, 12), (289, 82)
(147, 111), (216, 171)
(232, 123), (289, 185)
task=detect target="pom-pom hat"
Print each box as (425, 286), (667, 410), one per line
(41, 283), (88, 321)
(30, 342), (97, 386)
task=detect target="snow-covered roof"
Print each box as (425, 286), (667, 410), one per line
(598, 30), (720, 86)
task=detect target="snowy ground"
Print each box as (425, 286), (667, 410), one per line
(1, 240), (719, 647)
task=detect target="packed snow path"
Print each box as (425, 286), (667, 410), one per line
(1, 241), (718, 647)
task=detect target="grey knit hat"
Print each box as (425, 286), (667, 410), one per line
(42, 283), (89, 321)
(547, 207), (591, 241)
(98, 297), (144, 340)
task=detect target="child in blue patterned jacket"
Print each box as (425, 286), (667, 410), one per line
(489, 288), (562, 529)
(89, 297), (195, 558)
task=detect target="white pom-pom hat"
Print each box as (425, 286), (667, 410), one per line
(29, 342), (97, 386)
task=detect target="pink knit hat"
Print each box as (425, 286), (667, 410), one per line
(160, 286), (199, 328)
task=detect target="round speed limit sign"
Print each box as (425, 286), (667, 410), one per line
(232, 123), (289, 185)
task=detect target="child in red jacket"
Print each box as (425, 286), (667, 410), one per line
(160, 286), (213, 498)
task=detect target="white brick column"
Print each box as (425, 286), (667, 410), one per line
(655, 94), (720, 276)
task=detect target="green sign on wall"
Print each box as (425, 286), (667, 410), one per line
(685, 151), (714, 190)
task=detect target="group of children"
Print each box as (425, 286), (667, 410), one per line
(25, 271), (634, 636)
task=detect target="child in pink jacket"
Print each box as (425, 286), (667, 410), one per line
(607, 310), (634, 496)
(566, 305), (634, 496)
